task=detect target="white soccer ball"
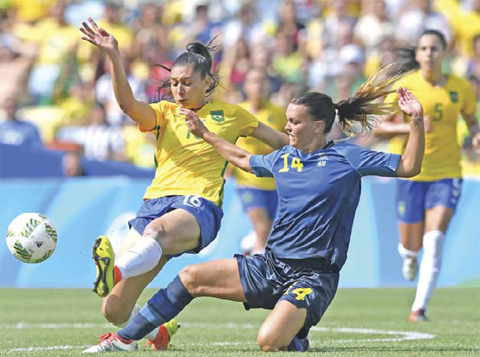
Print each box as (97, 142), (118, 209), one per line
(6, 213), (57, 264)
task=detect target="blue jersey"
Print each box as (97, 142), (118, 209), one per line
(249, 141), (400, 269)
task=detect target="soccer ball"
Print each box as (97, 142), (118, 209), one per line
(6, 213), (57, 264)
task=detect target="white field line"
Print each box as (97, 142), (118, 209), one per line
(1, 322), (435, 353)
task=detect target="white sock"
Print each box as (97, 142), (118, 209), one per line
(412, 230), (445, 311)
(145, 327), (160, 340)
(114, 304), (141, 328)
(398, 244), (419, 259)
(116, 236), (163, 280)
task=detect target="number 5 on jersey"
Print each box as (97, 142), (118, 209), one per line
(279, 154), (303, 173)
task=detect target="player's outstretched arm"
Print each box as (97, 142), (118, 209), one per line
(79, 17), (156, 130)
(181, 109), (254, 173)
(395, 87), (425, 177)
(251, 122), (289, 149)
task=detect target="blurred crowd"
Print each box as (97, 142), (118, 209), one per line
(1, 0), (479, 174)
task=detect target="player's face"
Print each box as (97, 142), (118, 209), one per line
(170, 65), (209, 109)
(243, 69), (266, 100)
(285, 103), (323, 150)
(415, 34), (445, 72)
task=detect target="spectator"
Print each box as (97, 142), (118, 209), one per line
(395, 0), (451, 46)
(0, 97), (42, 147)
(0, 34), (37, 105)
(95, 56), (147, 126)
(25, 1), (79, 104)
(451, 0), (480, 59)
(62, 150), (86, 177)
(56, 103), (125, 161)
(354, 0), (394, 56)
(81, 103), (125, 161)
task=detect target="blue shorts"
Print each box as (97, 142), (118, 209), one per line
(235, 249), (339, 338)
(236, 187), (278, 220)
(128, 195), (223, 256)
(396, 178), (462, 223)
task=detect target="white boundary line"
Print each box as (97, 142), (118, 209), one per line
(1, 322), (435, 353)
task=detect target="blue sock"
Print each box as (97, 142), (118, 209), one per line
(287, 336), (309, 352)
(118, 275), (193, 340)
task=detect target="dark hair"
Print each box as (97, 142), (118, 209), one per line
(291, 65), (407, 136)
(156, 40), (220, 100)
(394, 29), (447, 73)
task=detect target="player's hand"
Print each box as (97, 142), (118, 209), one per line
(180, 108), (209, 138)
(397, 87), (423, 120)
(79, 17), (119, 57)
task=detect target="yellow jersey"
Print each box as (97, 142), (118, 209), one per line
(233, 101), (287, 190)
(385, 70), (477, 181)
(143, 101), (259, 206)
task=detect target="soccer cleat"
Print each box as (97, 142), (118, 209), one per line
(82, 332), (138, 353)
(146, 319), (180, 350)
(402, 257), (418, 281)
(92, 236), (115, 297)
(409, 309), (429, 323)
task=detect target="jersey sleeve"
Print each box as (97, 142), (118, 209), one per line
(138, 101), (167, 133)
(249, 150), (281, 177)
(236, 105), (260, 137)
(461, 79), (477, 116)
(337, 144), (401, 177)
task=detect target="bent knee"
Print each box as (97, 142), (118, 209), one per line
(178, 265), (202, 296)
(101, 296), (132, 326)
(257, 331), (284, 352)
(143, 223), (197, 254)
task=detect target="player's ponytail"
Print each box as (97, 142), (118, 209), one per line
(335, 64), (408, 136)
(291, 64), (408, 136)
(156, 37), (220, 100)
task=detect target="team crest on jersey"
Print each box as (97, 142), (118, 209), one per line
(317, 154), (328, 167)
(449, 91), (458, 103)
(210, 110), (225, 123)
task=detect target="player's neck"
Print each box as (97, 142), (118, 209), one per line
(421, 69), (446, 86)
(248, 98), (264, 112)
(298, 137), (327, 153)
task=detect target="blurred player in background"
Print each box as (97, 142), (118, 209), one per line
(82, 69), (425, 353)
(79, 18), (288, 350)
(376, 30), (480, 322)
(234, 67), (287, 254)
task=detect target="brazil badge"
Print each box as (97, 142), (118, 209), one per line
(449, 91), (458, 103)
(210, 110), (225, 123)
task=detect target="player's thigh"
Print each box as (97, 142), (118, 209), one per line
(425, 206), (454, 233)
(246, 208), (272, 233)
(424, 178), (461, 232)
(257, 300), (306, 350)
(117, 228), (142, 258)
(179, 259), (246, 302)
(145, 208), (201, 254)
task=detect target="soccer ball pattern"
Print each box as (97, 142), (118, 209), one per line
(6, 213), (57, 264)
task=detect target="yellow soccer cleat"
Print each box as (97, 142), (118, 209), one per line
(92, 236), (115, 297)
(146, 319), (180, 350)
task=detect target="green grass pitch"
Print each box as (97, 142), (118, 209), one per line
(0, 288), (479, 356)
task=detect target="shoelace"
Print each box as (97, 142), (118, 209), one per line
(98, 332), (115, 343)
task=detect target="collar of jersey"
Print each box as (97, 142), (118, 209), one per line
(289, 140), (334, 157)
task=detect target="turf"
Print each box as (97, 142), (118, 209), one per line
(0, 288), (479, 356)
